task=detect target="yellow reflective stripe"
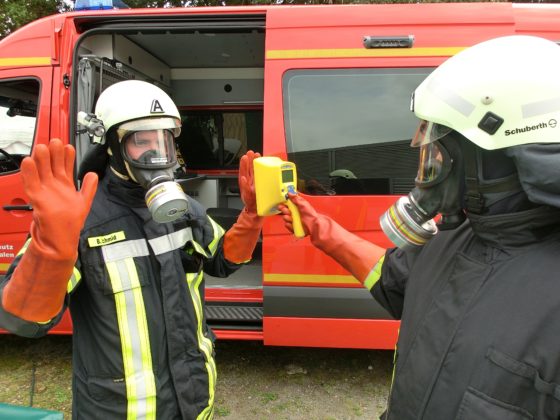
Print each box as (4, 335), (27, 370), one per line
(108, 263), (137, 419)
(0, 57), (51, 67)
(66, 267), (82, 294)
(364, 255), (385, 291)
(390, 327), (400, 388)
(107, 258), (156, 420)
(264, 273), (361, 285)
(385, 328), (400, 418)
(16, 238), (32, 257)
(266, 47), (465, 60)
(191, 241), (209, 258)
(207, 216), (225, 257)
(126, 258), (157, 418)
(186, 271), (217, 418)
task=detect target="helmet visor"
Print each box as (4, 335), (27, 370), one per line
(117, 117), (181, 139)
(122, 129), (177, 168)
(411, 120), (452, 147)
(416, 142), (445, 184)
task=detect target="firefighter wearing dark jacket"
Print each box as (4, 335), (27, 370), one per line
(279, 35), (560, 420)
(0, 80), (263, 420)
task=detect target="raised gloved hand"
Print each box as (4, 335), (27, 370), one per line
(278, 193), (385, 284)
(2, 139), (98, 322)
(238, 150), (259, 214)
(223, 150), (264, 263)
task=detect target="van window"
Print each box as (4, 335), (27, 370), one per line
(283, 68), (432, 195)
(176, 110), (263, 170)
(0, 78), (39, 174)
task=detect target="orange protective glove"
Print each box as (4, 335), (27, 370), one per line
(223, 150), (264, 263)
(2, 139), (98, 322)
(278, 193), (385, 284)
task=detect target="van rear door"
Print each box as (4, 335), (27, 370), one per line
(0, 66), (53, 278)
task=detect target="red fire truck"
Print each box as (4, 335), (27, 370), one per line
(1, 2), (559, 349)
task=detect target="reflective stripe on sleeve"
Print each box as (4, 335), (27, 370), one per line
(66, 267), (82, 294)
(207, 216), (225, 257)
(363, 255), (385, 291)
(16, 238), (32, 257)
(102, 240), (156, 420)
(186, 271), (217, 419)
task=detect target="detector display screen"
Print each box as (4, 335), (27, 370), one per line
(282, 169), (294, 183)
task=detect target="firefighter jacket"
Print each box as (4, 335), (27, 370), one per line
(371, 205), (560, 420)
(0, 170), (241, 420)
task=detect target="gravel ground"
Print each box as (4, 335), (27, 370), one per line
(0, 335), (393, 419)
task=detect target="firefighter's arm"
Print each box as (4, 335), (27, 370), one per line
(222, 150), (264, 264)
(278, 193), (386, 286)
(0, 244), (72, 338)
(1, 139), (97, 322)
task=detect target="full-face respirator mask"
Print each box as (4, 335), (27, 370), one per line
(119, 126), (189, 223)
(380, 121), (466, 250)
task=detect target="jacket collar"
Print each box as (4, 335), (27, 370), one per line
(467, 206), (560, 249)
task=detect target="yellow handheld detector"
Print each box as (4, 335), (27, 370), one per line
(253, 156), (305, 238)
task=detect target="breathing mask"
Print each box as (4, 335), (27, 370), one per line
(380, 121), (466, 250)
(119, 126), (188, 223)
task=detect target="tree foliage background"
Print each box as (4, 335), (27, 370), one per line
(0, 0), (547, 39)
(0, 1), (69, 38)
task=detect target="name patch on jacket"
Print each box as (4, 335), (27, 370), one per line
(88, 231), (126, 247)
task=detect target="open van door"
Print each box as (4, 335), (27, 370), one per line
(0, 67), (52, 278)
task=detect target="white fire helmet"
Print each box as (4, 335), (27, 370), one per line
(411, 35), (560, 150)
(93, 80), (181, 143)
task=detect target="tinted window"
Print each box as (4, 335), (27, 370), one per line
(176, 110), (263, 170)
(283, 68), (432, 195)
(0, 79), (39, 174)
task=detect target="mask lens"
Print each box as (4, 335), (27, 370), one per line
(411, 120), (452, 147)
(416, 142), (444, 184)
(123, 129), (176, 167)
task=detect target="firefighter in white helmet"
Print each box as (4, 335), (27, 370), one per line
(0, 80), (263, 419)
(280, 35), (560, 419)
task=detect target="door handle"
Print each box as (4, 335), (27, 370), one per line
(3, 204), (33, 211)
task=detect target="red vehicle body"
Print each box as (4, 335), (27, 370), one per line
(1, 2), (559, 349)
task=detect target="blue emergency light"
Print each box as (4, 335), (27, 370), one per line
(75, 0), (130, 10)
(75, 0), (113, 10)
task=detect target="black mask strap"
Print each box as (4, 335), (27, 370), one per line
(462, 143), (522, 214)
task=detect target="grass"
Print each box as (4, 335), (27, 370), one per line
(0, 335), (393, 419)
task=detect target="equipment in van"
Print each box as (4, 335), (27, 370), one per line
(77, 111), (106, 138)
(253, 157), (305, 238)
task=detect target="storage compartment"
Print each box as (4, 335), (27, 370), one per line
(74, 15), (266, 291)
